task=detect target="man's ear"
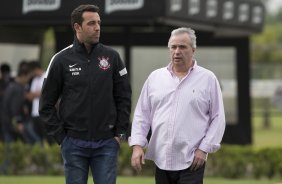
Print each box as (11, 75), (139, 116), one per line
(74, 23), (81, 33)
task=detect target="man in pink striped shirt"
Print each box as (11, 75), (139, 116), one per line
(129, 27), (225, 184)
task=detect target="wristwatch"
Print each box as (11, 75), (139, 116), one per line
(117, 134), (126, 142)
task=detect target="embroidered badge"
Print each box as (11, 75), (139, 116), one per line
(68, 63), (81, 76)
(119, 68), (127, 76)
(98, 57), (111, 70)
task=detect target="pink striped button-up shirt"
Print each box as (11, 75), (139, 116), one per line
(129, 60), (225, 171)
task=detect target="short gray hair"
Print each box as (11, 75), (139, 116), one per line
(168, 27), (197, 49)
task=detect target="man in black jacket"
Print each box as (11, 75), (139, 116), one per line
(39, 4), (131, 184)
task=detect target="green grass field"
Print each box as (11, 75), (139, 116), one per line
(0, 176), (281, 184)
(252, 115), (282, 148)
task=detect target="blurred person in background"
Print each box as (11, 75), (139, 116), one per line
(19, 61), (41, 144)
(26, 61), (53, 145)
(0, 63), (14, 142)
(0, 61), (33, 174)
(129, 27), (226, 184)
(39, 4), (131, 184)
(272, 86), (282, 110)
(1, 61), (33, 143)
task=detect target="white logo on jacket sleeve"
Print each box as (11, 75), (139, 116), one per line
(98, 57), (111, 70)
(119, 68), (127, 76)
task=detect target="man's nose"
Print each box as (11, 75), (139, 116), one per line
(95, 24), (100, 31)
(174, 47), (181, 53)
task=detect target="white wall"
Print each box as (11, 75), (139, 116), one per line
(0, 43), (40, 76)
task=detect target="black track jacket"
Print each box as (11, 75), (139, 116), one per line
(39, 38), (131, 145)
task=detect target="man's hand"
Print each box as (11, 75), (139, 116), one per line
(131, 145), (145, 173)
(190, 149), (207, 171)
(16, 123), (25, 133)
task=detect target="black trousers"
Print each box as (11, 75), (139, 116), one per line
(155, 164), (205, 184)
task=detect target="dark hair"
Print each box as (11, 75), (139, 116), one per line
(29, 60), (41, 70)
(17, 61), (31, 77)
(71, 4), (99, 33)
(0, 63), (11, 73)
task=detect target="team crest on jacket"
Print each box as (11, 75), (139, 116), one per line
(98, 57), (111, 70)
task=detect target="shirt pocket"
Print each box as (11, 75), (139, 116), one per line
(189, 89), (209, 114)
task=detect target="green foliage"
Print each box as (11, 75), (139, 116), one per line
(207, 145), (282, 179)
(266, 8), (282, 25)
(1, 142), (282, 179)
(7, 141), (30, 174)
(118, 143), (155, 176)
(118, 142), (133, 175)
(251, 24), (282, 63)
(29, 144), (63, 175)
(0, 143), (4, 164)
(207, 145), (254, 178)
(251, 1), (282, 65)
(251, 7), (282, 64)
(253, 148), (282, 178)
(40, 28), (55, 70)
(0, 141), (63, 175)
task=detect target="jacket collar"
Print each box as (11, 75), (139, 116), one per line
(73, 36), (99, 53)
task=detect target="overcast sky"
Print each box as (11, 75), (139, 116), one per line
(265, 0), (282, 14)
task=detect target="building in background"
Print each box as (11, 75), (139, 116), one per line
(0, 0), (265, 144)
